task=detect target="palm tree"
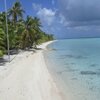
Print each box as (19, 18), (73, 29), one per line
(0, 1), (54, 53)
(7, 1), (24, 49)
(31, 17), (42, 46)
(33, 17), (41, 29)
(0, 28), (5, 57)
(20, 16), (36, 49)
(0, 12), (6, 30)
(8, 1), (24, 25)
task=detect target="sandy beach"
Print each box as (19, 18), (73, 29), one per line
(0, 41), (64, 100)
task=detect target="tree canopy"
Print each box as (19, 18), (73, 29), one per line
(0, 1), (54, 57)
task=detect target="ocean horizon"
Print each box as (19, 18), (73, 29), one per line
(44, 38), (100, 100)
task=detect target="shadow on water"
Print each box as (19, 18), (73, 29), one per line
(64, 63), (76, 66)
(97, 69), (100, 71)
(59, 54), (88, 59)
(90, 64), (98, 67)
(57, 68), (78, 75)
(71, 78), (78, 80)
(80, 71), (100, 75)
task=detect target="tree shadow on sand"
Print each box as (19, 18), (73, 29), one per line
(35, 48), (43, 50)
(0, 58), (7, 66)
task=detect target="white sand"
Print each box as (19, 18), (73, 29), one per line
(0, 41), (64, 100)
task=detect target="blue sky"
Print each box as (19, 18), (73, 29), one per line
(1, 0), (100, 39)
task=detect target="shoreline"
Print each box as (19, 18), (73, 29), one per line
(0, 41), (64, 100)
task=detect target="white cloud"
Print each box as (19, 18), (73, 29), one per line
(59, 14), (69, 26)
(59, 14), (66, 24)
(32, 3), (41, 11)
(37, 8), (56, 26)
(32, 3), (56, 26)
(32, 3), (67, 37)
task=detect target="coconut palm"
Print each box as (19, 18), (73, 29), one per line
(31, 17), (42, 46)
(20, 16), (36, 49)
(0, 12), (6, 30)
(8, 1), (24, 25)
(32, 17), (41, 29)
(0, 0), (54, 54)
(0, 28), (5, 57)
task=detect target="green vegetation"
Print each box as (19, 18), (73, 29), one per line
(0, 1), (54, 57)
(0, 28), (5, 57)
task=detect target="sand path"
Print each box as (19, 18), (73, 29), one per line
(0, 41), (64, 100)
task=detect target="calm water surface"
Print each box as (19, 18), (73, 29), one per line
(44, 38), (100, 100)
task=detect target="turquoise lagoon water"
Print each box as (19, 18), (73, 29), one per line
(44, 38), (100, 100)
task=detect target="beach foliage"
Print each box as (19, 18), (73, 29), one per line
(0, 1), (54, 57)
(0, 28), (5, 57)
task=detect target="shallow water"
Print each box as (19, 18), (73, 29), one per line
(44, 38), (100, 100)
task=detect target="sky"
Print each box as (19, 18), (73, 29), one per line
(1, 0), (100, 39)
